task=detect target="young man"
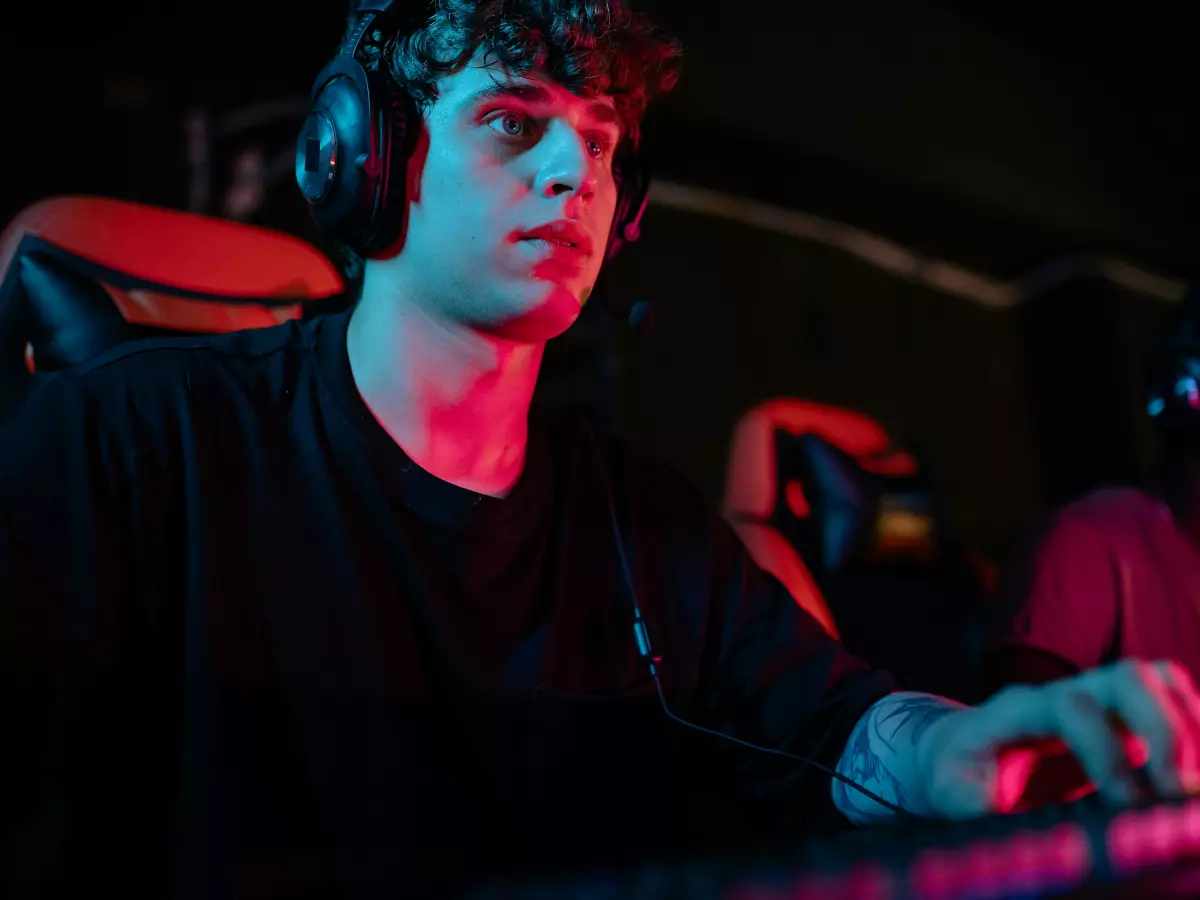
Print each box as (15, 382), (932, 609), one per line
(2, 2), (1200, 897)
(986, 284), (1200, 692)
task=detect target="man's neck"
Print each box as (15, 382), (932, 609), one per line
(346, 277), (544, 499)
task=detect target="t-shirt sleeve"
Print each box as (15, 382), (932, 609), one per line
(692, 514), (899, 830)
(985, 508), (1119, 678)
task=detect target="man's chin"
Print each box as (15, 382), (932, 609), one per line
(484, 287), (585, 343)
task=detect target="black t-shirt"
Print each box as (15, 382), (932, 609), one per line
(0, 310), (897, 899)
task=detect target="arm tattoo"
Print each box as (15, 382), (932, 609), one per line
(833, 691), (962, 825)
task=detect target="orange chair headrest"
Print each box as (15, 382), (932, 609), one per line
(0, 196), (345, 333)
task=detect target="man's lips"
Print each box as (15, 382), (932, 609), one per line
(516, 220), (595, 259)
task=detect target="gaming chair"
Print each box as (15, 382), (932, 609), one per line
(0, 196), (346, 417)
(724, 399), (986, 702)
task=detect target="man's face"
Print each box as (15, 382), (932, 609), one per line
(385, 50), (623, 343)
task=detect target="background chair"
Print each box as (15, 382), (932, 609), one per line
(0, 196), (345, 417)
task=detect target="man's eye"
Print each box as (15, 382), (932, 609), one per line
(585, 136), (612, 159)
(487, 112), (528, 138)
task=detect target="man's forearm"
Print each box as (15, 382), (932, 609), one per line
(833, 691), (965, 825)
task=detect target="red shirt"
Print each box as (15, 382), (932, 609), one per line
(986, 488), (1200, 692)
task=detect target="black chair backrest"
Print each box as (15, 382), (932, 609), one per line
(770, 429), (985, 701)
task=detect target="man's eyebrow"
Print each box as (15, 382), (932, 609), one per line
(457, 81), (622, 129)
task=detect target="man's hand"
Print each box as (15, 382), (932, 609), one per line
(916, 659), (1200, 819)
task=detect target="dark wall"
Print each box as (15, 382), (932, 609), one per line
(638, 0), (1197, 278)
(608, 205), (1044, 559)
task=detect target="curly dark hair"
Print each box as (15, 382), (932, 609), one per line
(351, 0), (682, 148)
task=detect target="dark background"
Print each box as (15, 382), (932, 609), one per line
(3, 0), (1195, 563)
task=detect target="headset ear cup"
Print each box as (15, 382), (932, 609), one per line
(357, 74), (415, 256)
(297, 58), (378, 252)
(296, 54), (417, 257)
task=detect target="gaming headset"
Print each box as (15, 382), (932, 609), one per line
(294, 0), (651, 270)
(1146, 283), (1200, 439)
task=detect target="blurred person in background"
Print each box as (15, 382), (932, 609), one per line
(986, 283), (1200, 692)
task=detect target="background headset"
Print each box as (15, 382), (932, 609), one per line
(295, 0), (903, 817)
(1146, 283), (1200, 440)
(294, 0), (652, 324)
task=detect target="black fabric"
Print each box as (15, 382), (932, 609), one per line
(0, 311), (897, 899)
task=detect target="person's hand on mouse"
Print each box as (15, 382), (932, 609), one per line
(914, 659), (1200, 818)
